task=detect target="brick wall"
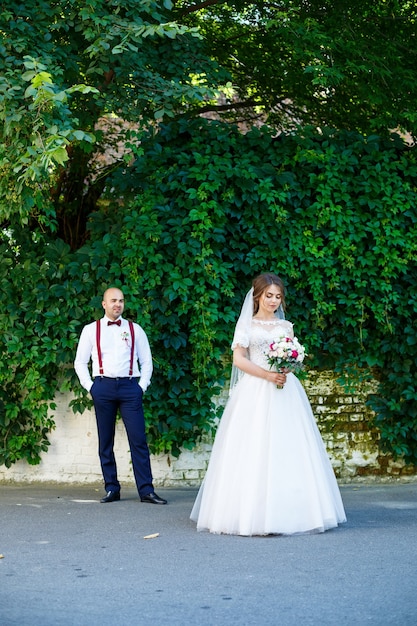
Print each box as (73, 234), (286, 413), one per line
(0, 371), (415, 486)
(303, 371), (415, 478)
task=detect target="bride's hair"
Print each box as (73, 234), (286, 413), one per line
(252, 273), (286, 315)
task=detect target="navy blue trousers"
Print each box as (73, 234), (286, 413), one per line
(90, 377), (154, 497)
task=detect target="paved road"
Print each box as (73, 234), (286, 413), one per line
(1, 482), (416, 626)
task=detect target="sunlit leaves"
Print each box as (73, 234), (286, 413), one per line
(0, 0), (221, 239)
(176, 0), (417, 137)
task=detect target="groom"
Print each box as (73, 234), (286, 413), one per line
(74, 287), (167, 505)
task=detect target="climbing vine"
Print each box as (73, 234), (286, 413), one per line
(116, 121), (417, 461)
(1, 120), (416, 465)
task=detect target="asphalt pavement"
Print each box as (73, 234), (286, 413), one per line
(1, 481), (416, 626)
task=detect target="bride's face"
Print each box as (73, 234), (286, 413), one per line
(258, 284), (283, 317)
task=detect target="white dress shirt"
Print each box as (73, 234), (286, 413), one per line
(74, 316), (153, 392)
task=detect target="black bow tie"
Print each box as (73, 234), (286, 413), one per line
(108, 320), (121, 326)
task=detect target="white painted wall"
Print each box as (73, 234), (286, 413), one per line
(0, 381), (413, 486)
(0, 391), (212, 489)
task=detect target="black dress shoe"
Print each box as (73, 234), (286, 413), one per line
(140, 492), (167, 505)
(100, 490), (121, 503)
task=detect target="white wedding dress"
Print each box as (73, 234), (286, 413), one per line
(190, 318), (346, 536)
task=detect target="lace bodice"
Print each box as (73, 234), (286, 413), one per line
(246, 319), (294, 369)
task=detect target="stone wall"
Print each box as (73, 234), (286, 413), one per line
(302, 371), (414, 478)
(0, 371), (415, 486)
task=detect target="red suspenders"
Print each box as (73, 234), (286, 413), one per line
(128, 321), (135, 376)
(96, 320), (135, 377)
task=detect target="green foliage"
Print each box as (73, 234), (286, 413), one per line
(111, 120), (417, 462)
(0, 233), (83, 466)
(0, 219), (131, 465)
(1, 120), (417, 466)
(2, 0), (417, 469)
(0, 0), (224, 245)
(180, 0), (417, 137)
(3, 1), (417, 250)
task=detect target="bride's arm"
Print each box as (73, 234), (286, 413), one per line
(233, 346), (287, 386)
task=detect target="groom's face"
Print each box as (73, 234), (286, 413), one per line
(102, 288), (125, 320)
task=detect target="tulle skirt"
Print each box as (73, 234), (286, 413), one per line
(190, 373), (346, 536)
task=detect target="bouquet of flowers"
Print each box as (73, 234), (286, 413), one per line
(266, 335), (306, 388)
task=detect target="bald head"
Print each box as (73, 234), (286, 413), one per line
(102, 288), (124, 321)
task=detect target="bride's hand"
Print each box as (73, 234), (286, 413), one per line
(265, 371), (287, 386)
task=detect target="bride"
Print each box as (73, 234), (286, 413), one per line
(190, 272), (346, 536)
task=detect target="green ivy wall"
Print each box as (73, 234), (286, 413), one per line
(1, 120), (417, 470)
